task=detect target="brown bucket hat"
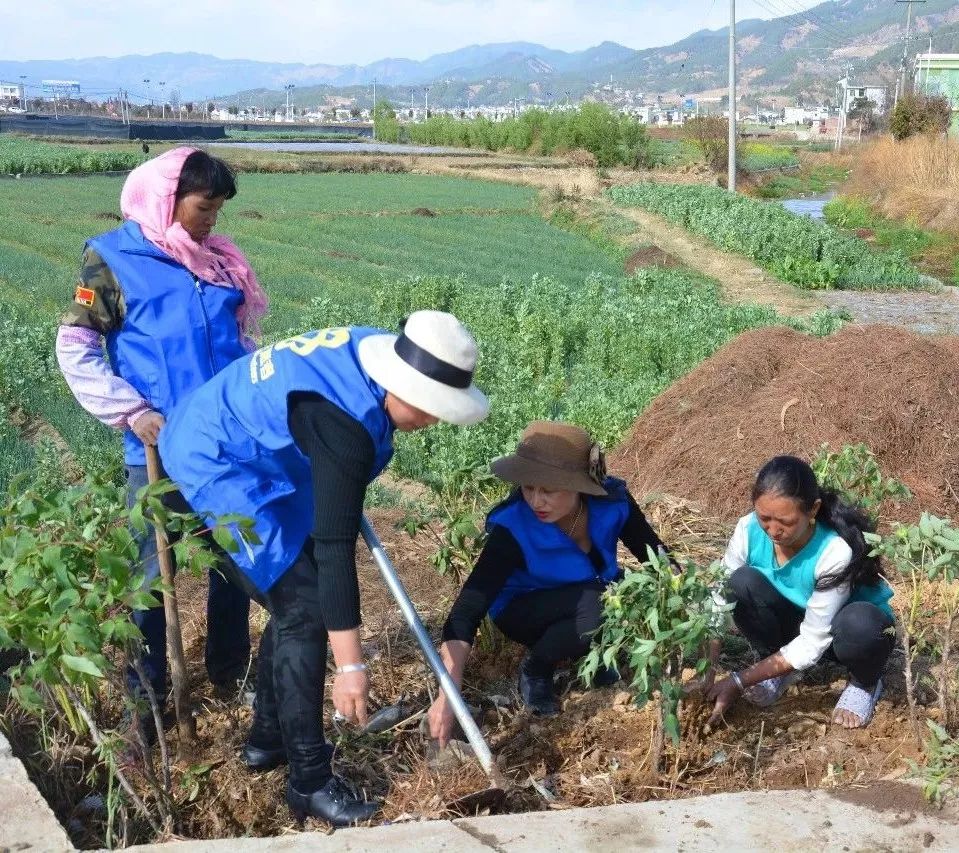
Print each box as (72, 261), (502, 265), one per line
(491, 421), (608, 495)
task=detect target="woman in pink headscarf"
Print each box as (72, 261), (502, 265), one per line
(56, 147), (269, 725)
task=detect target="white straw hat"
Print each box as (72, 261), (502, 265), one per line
(358, 310), (489, 426)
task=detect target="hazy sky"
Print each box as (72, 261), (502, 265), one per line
(13, 1), (826, 64)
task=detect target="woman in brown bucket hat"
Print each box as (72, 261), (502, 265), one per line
(427, 421), (671, 740)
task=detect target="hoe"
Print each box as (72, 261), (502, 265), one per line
(361, 515), (508, 811)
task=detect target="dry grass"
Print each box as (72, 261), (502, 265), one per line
(845, 134), (959, 232)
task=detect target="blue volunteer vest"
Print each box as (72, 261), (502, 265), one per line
(487, 478), (632, 619)
(159, 327), (395, 592)
(744, 513), (894, 617)
(89, 221), (247, 466)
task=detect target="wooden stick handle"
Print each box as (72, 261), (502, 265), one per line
(144, 444), (196, 751)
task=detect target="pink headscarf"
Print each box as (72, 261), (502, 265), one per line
(119, 146), (268, 344)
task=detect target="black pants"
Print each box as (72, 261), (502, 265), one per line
(217, 545), (334, 791)
(726, 565), (895, 689)
(494, 581), (605, 677)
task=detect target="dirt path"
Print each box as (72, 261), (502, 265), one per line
(602, 201), (822, 317)
(595, 199), (959, 334)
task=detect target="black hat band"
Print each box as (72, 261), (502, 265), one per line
(394, 333), (473, 389)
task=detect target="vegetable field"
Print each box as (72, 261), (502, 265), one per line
(0, 170), (840, 494)
(0, 136), (149, 176)
(608, 182), (924, 290)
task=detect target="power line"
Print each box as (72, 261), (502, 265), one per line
(761, 0), (855, 45)
(749, 0), (849, 48)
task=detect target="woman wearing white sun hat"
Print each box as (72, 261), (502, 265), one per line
(158, 310), (487, 827)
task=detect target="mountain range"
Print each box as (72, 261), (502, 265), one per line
(3, 0), (959, 108)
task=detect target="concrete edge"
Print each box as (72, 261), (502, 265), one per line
(0, 729), (75, 852)
(3, 730), (959, 853)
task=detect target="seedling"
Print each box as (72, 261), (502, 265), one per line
(581, 549), (728, 769)
(866, 514), (959, 736)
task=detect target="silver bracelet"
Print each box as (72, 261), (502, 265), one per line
(730, 671), (745, 691)
(335, 663), (368, 674)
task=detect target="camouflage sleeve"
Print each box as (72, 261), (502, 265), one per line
(59, 247), (125, 333)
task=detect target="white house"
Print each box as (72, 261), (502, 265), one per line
(837, 77), (889, 115)
(0, 82), (22, 103)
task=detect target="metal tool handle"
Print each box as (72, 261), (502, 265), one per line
(360, 514), (497, 778)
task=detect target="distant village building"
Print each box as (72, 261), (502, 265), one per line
(783, 105), (829, 125)
(0, 83), (23, 104)
(836, 77), (889, 116)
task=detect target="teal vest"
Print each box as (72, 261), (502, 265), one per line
(487, 478), (631, 619)
(744, 513), (893, 617)
(159, 327), (394, 592)
(89, 221), (247, 466)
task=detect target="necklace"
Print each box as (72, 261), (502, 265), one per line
(561, 499), (584, 538)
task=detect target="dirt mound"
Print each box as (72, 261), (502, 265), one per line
(610, 324), (959, 524)
(625, 246), (681, 274)
(411, 207), (436, 217)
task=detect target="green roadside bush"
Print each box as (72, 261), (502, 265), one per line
(398, 103), (653, 167)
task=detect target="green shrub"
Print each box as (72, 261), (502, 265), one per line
(890, 94), (951, 141)
(811, 442), (911, 518)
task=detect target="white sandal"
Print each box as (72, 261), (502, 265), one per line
(833, 679), (883, 727)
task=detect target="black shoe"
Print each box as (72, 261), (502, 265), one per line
(286, 777), (380, 827)
(592, 665), (621, 688)
(212, 671), (256, 706)
(241, 741), (288, 771)
(518, 657), (559, 716)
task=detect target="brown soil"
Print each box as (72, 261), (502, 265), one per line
(411, 207), (436, 217)
(625, 246), (680, 274)
(830, 780), (945, 817)
(611, 324), (959, 524)
(92, 501), (931, 845)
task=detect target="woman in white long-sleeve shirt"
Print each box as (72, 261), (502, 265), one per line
(704, 455), (895, 729)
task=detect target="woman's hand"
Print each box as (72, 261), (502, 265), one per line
(682, 667), (717, 697)
(331, 669), (369, 727)
(428, 694), (457, 749)
(705, 675), (742, 725)
(131, 411), (165, 446)
(683, 638), (720, 697)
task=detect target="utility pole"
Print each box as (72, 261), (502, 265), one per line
(728, 0), (737, 193)
(19, 75), (26, 111)
(424, 86), (430, 119)
(159, 81), (166, 119)
(895, 0), (926, 107)
(371, 77), (376, 141)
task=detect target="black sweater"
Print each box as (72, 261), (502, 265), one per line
(441, 490), (666, 645)
(287, 391), (378, 632)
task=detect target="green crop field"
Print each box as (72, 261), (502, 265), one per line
(0, 168), (841, 492)
(0, 136), (149, 175)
